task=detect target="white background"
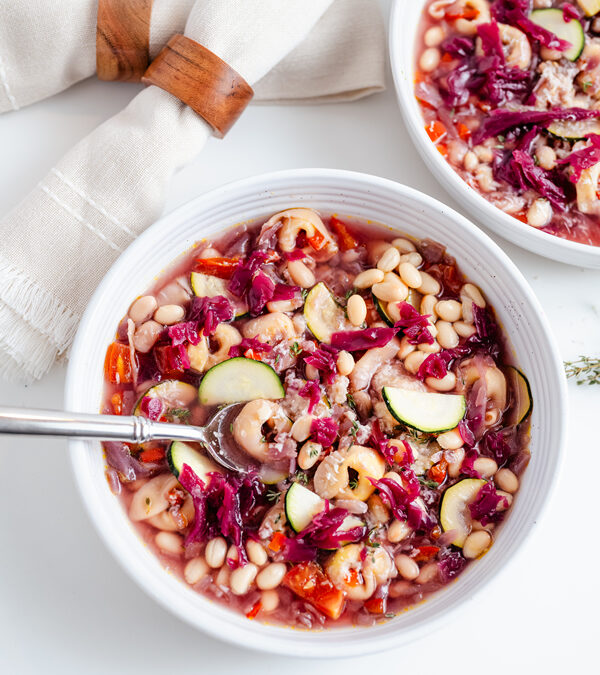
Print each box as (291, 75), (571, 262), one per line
(1, 2), (598, 673)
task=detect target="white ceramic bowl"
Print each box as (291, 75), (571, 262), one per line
(389, 0), (600, 269)
(66, 169), (566, 657)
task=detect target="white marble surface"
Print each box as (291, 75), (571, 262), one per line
(1, 2), (599, 672)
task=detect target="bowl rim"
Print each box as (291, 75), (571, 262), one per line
(388, 0), (600, 268)
(65, 167), (568, 657)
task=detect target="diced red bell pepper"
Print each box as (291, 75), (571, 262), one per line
(330, 216), (360, 252)
(429, 458), (448, 484)
(413, 545), (440, 562)
(139, 447), (166, 463)
(437, 143), (449, 158)
(364, 596), (386, 615)
(308, 228), (327, 251)
(445, 6), (479, 21)
(246, 600), (262, 619)
(104, 342), (134, 385)
(425, 120), (447, 144)
(268, 532), (286, 552)
(193, 256), (240, 279)
(244, 349), (262, 361)
(441, 52), (455, 63)
(283, 562), (345, 620)
(457, 122), (471, 141)
(111, 392), (124, 415)
(154, 343), (188, 379)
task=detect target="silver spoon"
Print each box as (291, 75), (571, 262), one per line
(0, 403), (254, 473)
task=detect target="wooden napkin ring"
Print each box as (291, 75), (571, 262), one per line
(142, 34), (254, 138)
(97, 0), (153, 82)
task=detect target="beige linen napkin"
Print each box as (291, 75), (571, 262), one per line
(0, 0), (386, 382)
(0, 0), (385, 112)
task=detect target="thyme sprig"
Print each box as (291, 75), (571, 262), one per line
(564, 356), (600, 386)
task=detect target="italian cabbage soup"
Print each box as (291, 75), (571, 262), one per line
(416, 0), (600, 246)
(101, 209), (531, 628)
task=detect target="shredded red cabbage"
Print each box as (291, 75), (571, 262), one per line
(469, 481), (508, 525)
(474, 107), (600, 143)
(228, 337), (273, 358)
(442, 35), (475, 58)
(439, 550), (467, 581)
(228, 251), (272, 297)
(330, 326), (395, 351)
(282, 536), (318, 562)
(188, 295), (234, 336)
(304, 344), (339, 384)
(510, 150), (567, 208)
(461, 449), (481, 477)
(299, 379), (321, 414)
(393, 302), (434, 345)
(310, 417), (338, 446)
(477, 21), (504, 62)
(247, 271), (275, 316)
(297, 504), (367, 550)
(458, 419), (476, 447)
(178, 464), (265, 565)
(482, 428), (517, 466)
(562, 2), (581, 21)
(491, 0), (572, 51)
(557, 134), (600, 183)
(154, 342), (190, 376)
(283, 249), (306, 261)
(139, 395), (163, 421)
(369, 419), (396, 464)
(369, 473), (425, 529)
(417, 352), (453, 380)
(168, 321), (202, 347)
(272, 282), (300, 301)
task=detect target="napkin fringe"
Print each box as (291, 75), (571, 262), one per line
(0, 256), (78, 380)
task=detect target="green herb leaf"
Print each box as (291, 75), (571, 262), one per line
(266, 488), (281, 503)
(167, 407), (191, 423)
(346, 393), (356, 411)
(565, 356), (600, 385)
(418, 475), (439, 490)
(290, 341), (302, 356)
(294, 471), (309, 485)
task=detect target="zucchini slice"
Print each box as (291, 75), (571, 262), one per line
(190, 271), (248, 319)
(506, 366), (533, 426)
(440, 478), (486, 547)
(198, 357), (284, 405)
(167, 440), (221, 481)
(373, 293), (394, 327)
(547, 118), (600, 141)
(382, 387), (466, 434)
(134, 380), (197, 417)
(259, 465), (289, 485)
(285, 483), (325, 532)
(304, 282), (354, 342)
(529, 9), (585, 61)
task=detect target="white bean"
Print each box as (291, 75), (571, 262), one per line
(527, 199), (552, 228)
(420, 47), (441, 72)
(536, 145), (556, 170)
(372, 281), (408, 302)
(291, 415), (314, 442)
(462, 283), (486, 308)
(454, 320), (476, 338)
(463, 150), (479, 172)
(473, 457), (498, 479)
(256, 562), (287, 590)
(155, 532), (183, 556)
(437, 428), (464, 450)
(154, 304), (185, 326)
(347, 294), (367, 326)
(246, 540), (268, 567)
(400, 251), (423, 267)
(436, 300), (462, 322)
(415, 562), (438, 585)
(447, 447), (466, 477)
(495, 468), (519, 493)
(395, 554), (420, 581)
(199, 247), (220, 259)
(129, 295), (158, 323)
(298, 441), (323, 470)
(215, 565), (230, 588)
(354, 268), (384, 288)
(336, 350), (355, 376)
(417, 339), (441, 354)
(287, 260), (315, 288)
(261, 589), (280, 612)
(436, 321), (459, 349)
(230, 563), (258, 595)
(205, 536), (227, 568)
(424, 25), (445, 47)
(184, 557), (209, 585)
(133, 320), (162, 353)
(387, 519), (412, 543)
(418, 271), (441, 296)
(420, 294), (438, 318)
(398, 262), (422, 289)
(397, 335), (416, 360)
(426, 372), (456, 391)
(377, 246), (401, 272)
(463, 530), (492, 559)
(392, 237), (416, 253)
(404, 350), (428, 374)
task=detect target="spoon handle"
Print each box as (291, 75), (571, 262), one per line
(0, 407), (205, 444)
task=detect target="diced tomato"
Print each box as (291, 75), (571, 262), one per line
(244, 349), (261, 361)
(445, 7), (479, 21)
(441, 52), (454, 63)
(246, 600), (262, 619)
(364, 596), (386, 615)
(437, 143), (449, 158)
(139, 447), (166, 463)
(268, 532), (286, 552)
(193, 256), (240, 279)
(429, 458), (448, 484)
(514, 211), (528, 224)
(283, 562), (345, 620)
(154, 343), (188, 379)
(413, 545), (440, 562)
(343, 568), (361, 587)
(425, 120), (447, 144)
(111, 392), (124, 415)
(329, 216), (360, 251)
(104, 342), (134, 385)
(457, 122), (471, 141)
(308, 228), (327, 251)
